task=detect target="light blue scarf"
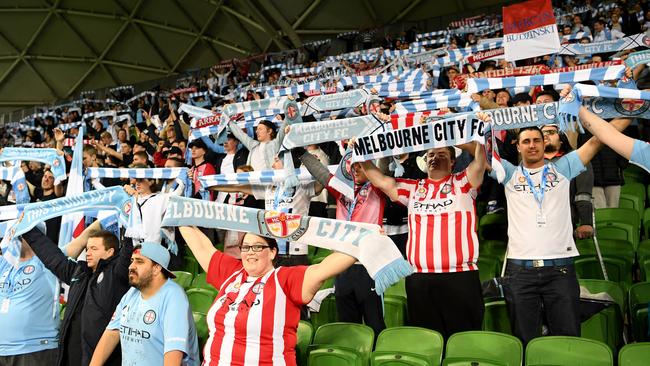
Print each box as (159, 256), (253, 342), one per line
(0, 148), (67, 184)
(161, 196), (412, 294)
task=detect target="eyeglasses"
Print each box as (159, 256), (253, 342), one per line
(542, 130), (558, 136)
(239, 244), (270, 252)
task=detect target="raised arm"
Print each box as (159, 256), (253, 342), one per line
(22, 228), (78, 284)
(461, 141), (486, 188)
(227, 121), (257, 150)
(302, 252), (357, 303)
(89, 330), (120, 366)
(578, 106), (634, 160)
(178, 226), (217, 272)
(64, 219), (102, 259)
(359, 160), (400, 201)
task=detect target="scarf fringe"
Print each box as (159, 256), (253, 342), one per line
(373, 258), (413, 295)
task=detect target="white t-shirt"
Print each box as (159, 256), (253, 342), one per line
(249, 142), (269, 171)
(491, 151), (585, 260)
(252, 182), (316, 255)
(217, 154), (236, 204)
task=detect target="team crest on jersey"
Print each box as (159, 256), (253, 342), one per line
(143, 310), (156, 324)
(264, 211), (301, 238)
(546, 172), (557, 182)
(518, 176), (526, 183)
(97, 272), (104, 284)
(416, 186), (427, 198)
(22, 265), (35, 274)
(52, 159), (60, 167)
(440, 184), (452, 194)
(252, 282), (265, 294)
(358, 188), (368, 197)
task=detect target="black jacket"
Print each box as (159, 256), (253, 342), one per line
(579, 131), (628, 187)
(23, 229), (133, 366)
(548, 154), (594, 227)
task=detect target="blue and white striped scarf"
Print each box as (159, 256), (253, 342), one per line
(393, 93), (474, 113)
(0, 148), (67, 184)
(161, 195), (412, 294)
(625, 49), (650, 68)
(559, 33), (648, 55)
(282, 115), (390, 151)
(1, 187), (139, 267)
(86, 167), (192, 197)
(465, 65), (625, 93)
(0, 167), (29, 204)
(199, 165), (338, 188)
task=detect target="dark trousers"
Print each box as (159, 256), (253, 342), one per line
(0, 348), (58, 366)
(406, 271), (484, 340)
(389, 233), (408, 258)
(504, 263), (581, 346)
(335, 265), (386, 337)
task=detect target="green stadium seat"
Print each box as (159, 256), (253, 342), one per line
(172, 271), (194, 290)
(628, 282), (650, 342)
(371, 326), (444, 366)
(296, 320), (314, 366)
(622, 182), (647, 205)
(618, 342), (650, 366)
(191, 273), (213, 291)
(575, 256), (633, 289)
(595, 208), (640, 250)
(383, 295), (407, 328)
(311, 248), (333, 265)
(192, 311), (209, 350)
(478, 213), (508, 242)
(525, 336), (613, 366)
(186, 288), (217, 314)
(443, 331), (522, 366)
(574, 238), (635, 263)
(384, 278), (406, 300)
(477, 255), (500, 284)
(643, 208), (650, 240)
(310, 294), (338, 330)
(479, 240), (507, 259)
(482, 300), (511, 335)
(308, 322), (374, 366)
(623, 165), (649, 185)
(578, 279), (625, 351)
(183, 256), (200, 275)
(638, 240), (650, 281)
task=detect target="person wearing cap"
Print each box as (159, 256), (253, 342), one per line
(227, 118), (286, 171)
(21, 218), (133, 366)
(90, 243), (199, 366)
(177, 226), (360, 365)
(188, 138), (216, 200)
(542, 124), (595, 239)
(0, 235), (59, 365)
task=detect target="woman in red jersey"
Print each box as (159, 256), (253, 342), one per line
(179, 226), (357, 366)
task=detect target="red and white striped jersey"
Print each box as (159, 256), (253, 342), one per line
(396, 171), (479, 273)
(204, 251), (307, 366)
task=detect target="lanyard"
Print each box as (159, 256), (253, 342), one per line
(347, 182), (371, 221)
(520, 165), (548, 212)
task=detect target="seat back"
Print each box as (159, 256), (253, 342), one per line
(384, 278), (406, 300)
(192, 311), (209, 348)
(444, 331), (522, 366)
(629, 282), (650, 342)
(311, 322), (375, 365)
(172, 271), (194, 290)
(595, 208), (640, 249)
(579, 279), (626, 313)
(574, 256), (632, 288)
(619, 343), (650, 366)
(310, 294), (337, 330)
(525, 336), (613, 366)
(478, 213), (508, 241)
(186, 288), (217, 314)
(482, 301), (512, 335)
(375, 326), (443, 364)
(296, 320), (314, 366)
(383, 296), (407, 328)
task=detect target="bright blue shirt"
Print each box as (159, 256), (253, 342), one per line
(631, 139), (650, 172)
(107, 279), (199, 366)
(0, 256), (59, 356)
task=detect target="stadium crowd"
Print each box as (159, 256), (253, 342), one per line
(2, 0), (650, 365)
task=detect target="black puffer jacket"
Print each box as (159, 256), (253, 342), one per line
(579, 132), (628, 187)
(23, 228), (133, 366)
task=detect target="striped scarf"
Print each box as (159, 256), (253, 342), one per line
(199, 165), (338, 189)
(559, 33), (647, 55)
(282, 115), (389, 151)
(161, 195), (412, 294)
(465, 65), (625, 93)
(86, 167), (192, 197)
(0, 148), (67, 184)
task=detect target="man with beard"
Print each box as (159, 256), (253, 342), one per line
(359, 138), (488, 339)
(541, 124), (595, 239)
(90, 243), (199, 366)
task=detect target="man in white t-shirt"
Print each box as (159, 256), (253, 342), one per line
(489, 122), (626, 345)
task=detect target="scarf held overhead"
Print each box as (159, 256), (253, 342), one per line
(161, 196), (412, 294)
(0, 148), (67, 184)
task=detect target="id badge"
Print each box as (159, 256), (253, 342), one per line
(536, 211), (547, 228)
(0, 298), (9, 314)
